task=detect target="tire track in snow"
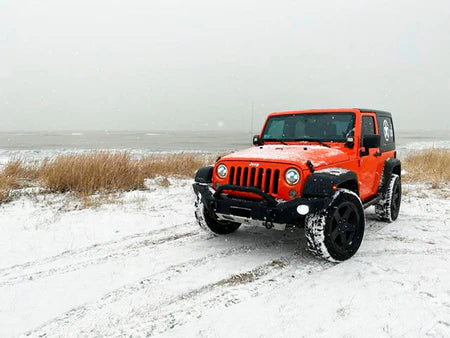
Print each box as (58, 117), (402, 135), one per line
(77, 249), (331, 337)
(358, 247), (450, 258)
(0, 222), (199, 286)
(93, 214), (443, 337)
(0, 222), (189, 275)
(132, 217), (445, 336)
(26, 233), (305, 337)
(23, 220), (388, 336)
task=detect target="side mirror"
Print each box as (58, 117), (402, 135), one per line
(363, 134), (381, 149)
(253, 135), (262, 146)
(345, 136), (354, 148)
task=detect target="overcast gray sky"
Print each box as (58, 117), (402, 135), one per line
(1, 0), (450, 131)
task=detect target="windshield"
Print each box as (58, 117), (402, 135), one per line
(262, 113), (355, 143)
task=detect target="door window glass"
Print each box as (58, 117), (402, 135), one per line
(361, 116), (376, 146)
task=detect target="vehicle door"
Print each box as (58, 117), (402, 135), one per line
(358, 113), (381, 200)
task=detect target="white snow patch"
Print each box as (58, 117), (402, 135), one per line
(315, 167), (351, 176)
(223, 145), (348, 165)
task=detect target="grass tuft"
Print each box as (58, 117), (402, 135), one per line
(0, 160), (36, 203)
(138, 153), (217, 179)
(0, 179), (13, 203)
(39, 152), (145, 194)
(403, 148), (450, 187)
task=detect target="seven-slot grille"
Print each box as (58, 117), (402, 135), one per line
(228, 166), (280, 194)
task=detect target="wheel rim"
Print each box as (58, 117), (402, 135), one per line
(330, 202), (359, 249)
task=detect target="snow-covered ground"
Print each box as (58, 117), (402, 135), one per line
(0, 178), (449, 337)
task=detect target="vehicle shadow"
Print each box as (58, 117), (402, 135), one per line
(203, 223), (308, 258)
(203, 208), (389, 260)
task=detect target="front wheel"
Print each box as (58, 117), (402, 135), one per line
(194, 195), (241, 235)
(305, 189), (365, 262)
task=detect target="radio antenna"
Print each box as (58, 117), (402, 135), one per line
(250, 101), (254, 134)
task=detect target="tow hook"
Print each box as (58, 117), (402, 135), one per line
(264, 211), (277, 229)
(264, 221), (274, 229)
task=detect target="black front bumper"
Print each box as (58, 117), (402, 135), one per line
(193, 183), (332, 226)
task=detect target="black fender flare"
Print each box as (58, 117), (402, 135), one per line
(378, 158), (401, 194)
(194, 166), (214, 184)
(301, 168), (359, 197)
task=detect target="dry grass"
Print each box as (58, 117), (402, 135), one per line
(0, 152), (215, 202)
(0, 176), (13, 203)
(39, 153), (145, 194)
(0, 160), (37, 203)
(2, 148), (448, 206)
(1, 149), (448, 205)
(2, 160), (39, 180)
(138, 153), (217, 179)
(79, 194), (122, 209)
(403, 148), (450, 187)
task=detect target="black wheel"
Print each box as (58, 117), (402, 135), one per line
(194, 195), (241, 235)
(305, 189), (365, 262)
(375, 174), (401, 222)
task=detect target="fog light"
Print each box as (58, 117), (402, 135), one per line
(296, 205), (309, 215)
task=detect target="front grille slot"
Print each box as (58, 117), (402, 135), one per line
(257, 168), (263, 189)
(228, 165), (281, 195)
(243, 167), (249, 186)
(236, 167), (242, 185)
(264, 169), (272, 193)
(229, 167), (235, 185)
(250, 168), (256, 187)
(273, 169), (280, 193)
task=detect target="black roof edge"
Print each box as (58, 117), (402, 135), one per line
(358, 108), (392, 116)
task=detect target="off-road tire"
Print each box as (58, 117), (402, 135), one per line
(375, 174), (401, 222)
(305, 189), (365, 262)
(194, 194), (241, 235)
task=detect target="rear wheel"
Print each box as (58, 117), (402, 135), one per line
(194, 195), (241, 235)
(375, 174), (401, 222)
(305, 189), (365, 262)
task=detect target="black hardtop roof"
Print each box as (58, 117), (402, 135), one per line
(358, 108), (392, 117)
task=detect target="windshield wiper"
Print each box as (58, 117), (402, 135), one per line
(292, 139), (331, 148)
(262, 138), (288, 145)
(263, 138), (330, 147)
(312, 140), (331, 148)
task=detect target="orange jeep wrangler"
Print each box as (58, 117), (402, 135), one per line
(193, 108), (401, 262)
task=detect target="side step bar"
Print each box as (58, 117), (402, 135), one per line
(363, 195), (382, 209)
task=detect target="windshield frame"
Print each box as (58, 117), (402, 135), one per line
(261, 112), (356, 144)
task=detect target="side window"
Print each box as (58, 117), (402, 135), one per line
(380, 117), (394, 144)
(377, 116), (395, 150)
(361, 116), (376, 146)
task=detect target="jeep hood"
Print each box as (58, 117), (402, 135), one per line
(221, 145), (350, 170)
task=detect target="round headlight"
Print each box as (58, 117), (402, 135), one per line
(285, 168), (300, 185)
(217, 164), (228, 178)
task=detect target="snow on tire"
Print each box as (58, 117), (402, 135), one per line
(194, 193), (212, 233)
(375, 174), (401, 223)
(305, 189), (365, 262)
(194, 194), (241, 235)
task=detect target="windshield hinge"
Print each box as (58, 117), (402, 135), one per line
(306, 160), (315, 174)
